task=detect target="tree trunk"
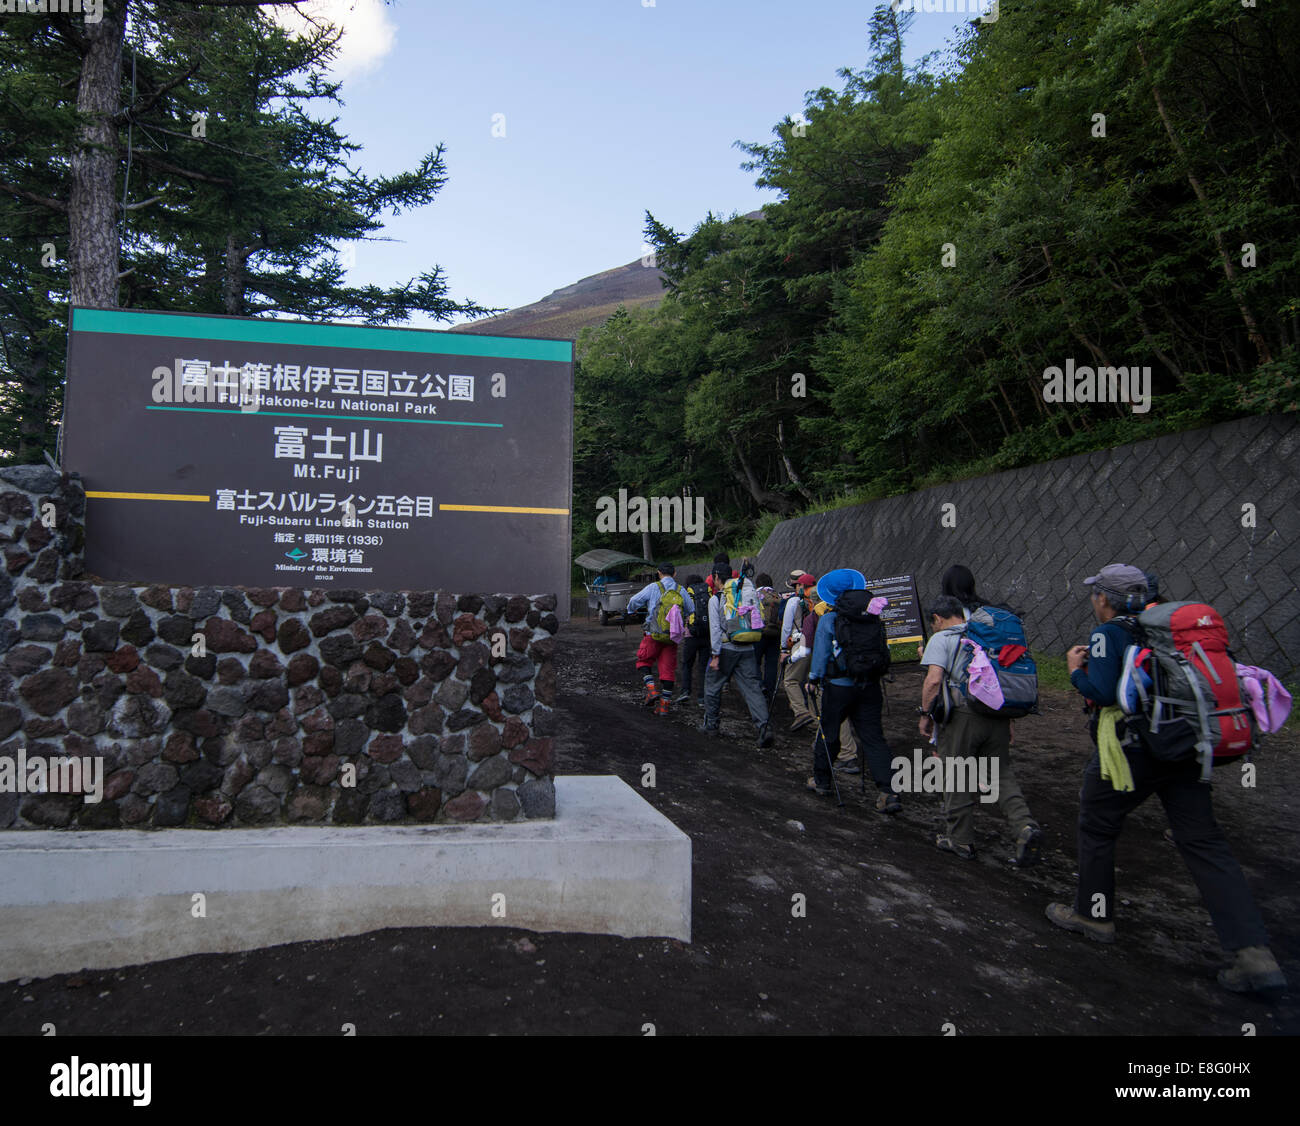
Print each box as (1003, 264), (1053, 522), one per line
(68, 0), (127, 310)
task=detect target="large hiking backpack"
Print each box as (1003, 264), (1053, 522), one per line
(948, 605), (1038, 719)
(648, 581), (687, 644)
(687, 582), (711, 640)
(759, 588), (782, 638)
(1115, 602), (1256, 780)
(721, 578), (763, 644)
(831, 589), (890, 684)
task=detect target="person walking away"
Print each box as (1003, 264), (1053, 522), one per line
(754, 573), (783, 705)
(675, 573), (712, 707)
(780, 573), (818, 731)
(1045, 564), (1286, 999)
(805, 568), (897, 809)
(625, 563), (694, 717)
(701, 555), (774, 747)
(919, 595), (1042, 865)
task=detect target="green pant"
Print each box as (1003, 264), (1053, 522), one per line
(937, 708), (1035, 847)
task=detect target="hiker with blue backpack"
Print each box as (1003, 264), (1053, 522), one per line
(700, 554), (775, 747)
(805, 568), (898, 810)
(919, 595), (1043, 865)
(1044, 563), (1288, 1000)
(625, 563), (695, 718)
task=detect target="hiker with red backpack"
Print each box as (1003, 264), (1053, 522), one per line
(1045, 563), (1288, 1000)
(625, 563), (695, 717)
(780, 572), (820, 730)
(700, 553), (774, 747)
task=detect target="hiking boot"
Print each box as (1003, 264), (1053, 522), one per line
(1045, 902), (1116, 944)
(654, 695), (670, 717)
(1013, 824), (1044, 868)
(674, 692), (691, 704)
(757, 723), (774, 748)
(835, 759), (861, 774)
(1217, 946), (1287, 1000)
(935, 834), (974, 860)
(642, 683), (660, 707)
(789, 715), (813, 733)
(806, 777), (834, 797)
(697, 724), (721, 739)
(875, 791), (902, 815)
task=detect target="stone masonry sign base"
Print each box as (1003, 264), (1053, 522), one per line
(0, 776), (690, 982)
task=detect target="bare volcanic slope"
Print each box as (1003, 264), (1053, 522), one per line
(451, 257), (667, 341)
(453, 210), (764, 341)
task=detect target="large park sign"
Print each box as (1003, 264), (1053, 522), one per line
(62, 308), (574, 596)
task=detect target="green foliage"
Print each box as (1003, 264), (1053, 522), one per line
(573, 0), (1299, 560)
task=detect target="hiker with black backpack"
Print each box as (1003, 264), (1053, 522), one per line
(674, 573), (712, 708)
(805, 568), (898, 810)
(754, 573), (783, 705)
(1044, 564), (1288, 1000)
(625, 563), (695, 718)
(919, 595), (1043, 865)
(701, 554), (775, 748)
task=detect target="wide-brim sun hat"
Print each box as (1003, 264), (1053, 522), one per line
(816, 568), (866, 609)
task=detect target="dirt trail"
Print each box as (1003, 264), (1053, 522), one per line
(0, 615), (1294, 1035)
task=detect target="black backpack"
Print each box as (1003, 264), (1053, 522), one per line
(687, 582), (711, 639)
(832, 590), (891, 684)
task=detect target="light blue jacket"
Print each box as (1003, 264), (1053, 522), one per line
(809, 611), (855, 688)
(626, 577), (695, 637)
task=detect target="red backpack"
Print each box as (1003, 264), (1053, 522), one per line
(1120, 602), (1255, 780)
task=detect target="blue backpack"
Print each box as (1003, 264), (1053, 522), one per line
(949, 606), (1039, 719)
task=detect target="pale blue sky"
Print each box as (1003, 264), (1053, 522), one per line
(314, 0), (982, 329)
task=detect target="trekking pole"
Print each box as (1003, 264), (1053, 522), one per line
(807, 687), (844, 809)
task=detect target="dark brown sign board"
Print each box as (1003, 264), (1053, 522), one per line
(862, 572), (925, 646)
(62, 308), (574, 597)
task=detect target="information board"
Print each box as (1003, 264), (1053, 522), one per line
(862, 572), (925, 645)
(63, 308), (574, 596)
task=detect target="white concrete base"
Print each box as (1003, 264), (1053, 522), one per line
(0, 775), (690, 982)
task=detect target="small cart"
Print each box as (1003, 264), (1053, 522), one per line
(576, 550), (656, 626)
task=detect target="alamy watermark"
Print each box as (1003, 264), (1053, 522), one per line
(0, 746), (104, 803)
(891, 748), (1000, 803)
(1042, 358), (1151, 414)
(595, 488), (705, 544)
(0, 0), (103, 23)
(891, 0), (999, 22)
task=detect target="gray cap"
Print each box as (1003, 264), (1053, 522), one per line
(1084, 563), (1148, 594)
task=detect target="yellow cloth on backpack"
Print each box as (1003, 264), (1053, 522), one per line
(1097, 706), (1134, 792)
(814, 601), (829, 616)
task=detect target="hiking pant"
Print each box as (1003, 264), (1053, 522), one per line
(936, 708), (1035, 847)
(635, 635), (677, 683)
(703, 647), (771, 733)
(784, 654), (812, 721)
(678, 635), (710, 700)
(1073, 749), (1269, 950)
(755, 635), (781, 699)
(811, 680), (890, 790)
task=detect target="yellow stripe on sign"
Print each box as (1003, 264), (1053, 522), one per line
(439, 504), (570, 515)
(86, 491), (210, 502)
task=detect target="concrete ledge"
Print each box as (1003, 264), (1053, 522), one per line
(0, 775), (690, 982)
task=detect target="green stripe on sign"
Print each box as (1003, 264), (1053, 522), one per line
(70, 307), (574, 364)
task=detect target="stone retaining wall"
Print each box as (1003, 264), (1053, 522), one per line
(0, 466), (558, 829)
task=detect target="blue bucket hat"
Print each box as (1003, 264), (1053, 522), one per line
(817, 568), (866, 609)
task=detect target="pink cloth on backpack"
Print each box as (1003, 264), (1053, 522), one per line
(1235, 664), (1292, 733)
(966, 642), (1005, 710)
(867, 596), (888, 616)
(667, 603), (686, 645)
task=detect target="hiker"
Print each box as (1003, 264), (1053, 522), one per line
(625, 563), (695, 717)
(919, 595), (1043, 865)
(780, 572), (819, 731)
(916, 564), (1005, 657)
(1044, 564), (1287, 1000)
(675, 572), (712, 707)
(805, 568), (897, 810)
(754, 572), (783, 704)
(701, 553), (774, 747)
